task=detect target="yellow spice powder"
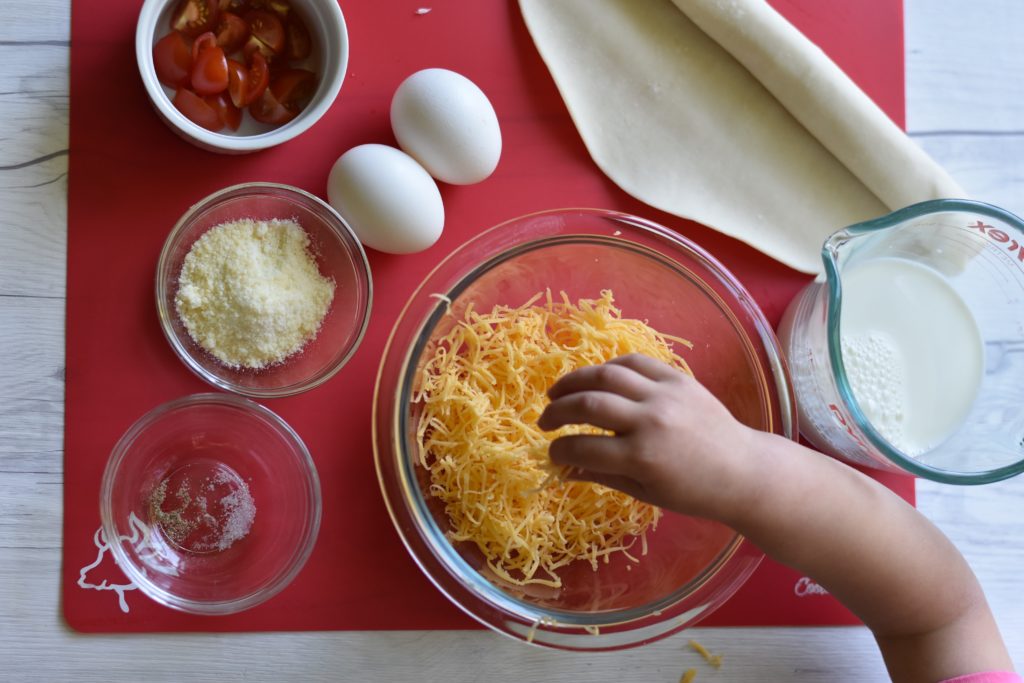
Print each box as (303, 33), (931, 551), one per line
(175, 218), (335, 369)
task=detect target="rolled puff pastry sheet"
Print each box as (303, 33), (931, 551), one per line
(517, 0), (965, 274)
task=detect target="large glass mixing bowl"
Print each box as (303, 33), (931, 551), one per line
(374, 209), (796, 650)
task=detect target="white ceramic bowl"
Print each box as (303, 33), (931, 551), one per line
(135, 0), (348, 153)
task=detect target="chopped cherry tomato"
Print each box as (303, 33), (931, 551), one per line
(226, 58), (249, 108)
(215, 11), (249, 53)
(246, 51), (270, 103)
(244, 9), (285, 58)
(249, 88), (295, 125)
(247, 0), (291, 18)
(191, 36), (229, 95)
(269, 68), (316, 110)
(250, 68), (314, 124)
(153, 31), (193, 88)
(155, 0), (311, 133)
(227, 50), (269, 107)
(285, 13), (311, 61)
(173, 87), (223, 131)
(206, 92), (242, 130)
(191, 31), (218, 62)
(170, 0), (219, 38)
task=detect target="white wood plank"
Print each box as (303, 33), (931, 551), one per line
(0, 473), (62, 548)
(0, 296), (65, 400)
(905, 0), (1024, 133)
(0, 183), (68, 297)
(917, 478), (1024, 664)
(0, 553), (892, 683)
(910, 133), (1024, 216)
(0, 297), (64, 481)
(0, 0), (70, 43)
(0, 48), (68, 171)
(0, 43), (69, 299)
(905, 0), (1024, 219)
(0, 0), (1023, 680)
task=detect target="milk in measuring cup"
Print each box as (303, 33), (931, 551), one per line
(839, 257), (983, 456)
(780, 199), (1024, 481)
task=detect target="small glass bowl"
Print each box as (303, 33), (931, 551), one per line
(374, 208), (796, 650)
(157, 182), (372, 398)
(100, 393), (322, 615)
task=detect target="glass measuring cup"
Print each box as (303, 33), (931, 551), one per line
(778, 199), (1024, 484)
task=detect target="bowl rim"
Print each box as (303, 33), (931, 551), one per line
(134, 0), (348, 152)
(99, 392), (323, 615)
(155, 181), (374, 399)
(373, 207), (796, 649)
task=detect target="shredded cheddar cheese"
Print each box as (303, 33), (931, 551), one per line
(525, 615), (560, 644)
(414, 290), (692, 587)
(688, 639), (723, 669)
(680, 669), (698, 683)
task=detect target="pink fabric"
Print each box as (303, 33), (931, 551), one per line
(941, 673), (1022, 683)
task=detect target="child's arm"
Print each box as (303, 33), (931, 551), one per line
(537, 354), (1013, 683)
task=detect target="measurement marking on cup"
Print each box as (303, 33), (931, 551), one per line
(966, 220), (1024, 264)
(828, 404), (870, 450)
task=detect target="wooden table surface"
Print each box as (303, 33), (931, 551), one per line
(1, 1), (1021, 680)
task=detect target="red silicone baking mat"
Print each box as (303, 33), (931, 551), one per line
(63, 0), (913, 632)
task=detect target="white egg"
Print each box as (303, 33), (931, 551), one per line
(327, 144), (445, 255)
(390, 68), (502, 185)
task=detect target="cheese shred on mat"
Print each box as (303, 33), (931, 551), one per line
(175, 218), (335, 369)
(414, 289), (692, 587)
(688, 639), (723, 669)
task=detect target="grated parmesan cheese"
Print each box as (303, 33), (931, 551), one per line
(414, 290), (692, 587)
(175, 218), (335, 369)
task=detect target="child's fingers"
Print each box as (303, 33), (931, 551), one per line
(606, 353), (680, 381)
(538, 391), (642, 433)
(546, 362), (653, 401)
(564, 467), (646, 501)
(548, 433), (632, 476)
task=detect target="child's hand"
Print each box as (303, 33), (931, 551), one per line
(537, 353), (755, 521)
(541, 354), (1014, 681)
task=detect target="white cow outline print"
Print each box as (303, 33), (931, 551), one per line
(77, 512), (169, 613)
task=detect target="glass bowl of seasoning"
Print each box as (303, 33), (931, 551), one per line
(157, 182), (373, 398)
(100, 393), (321, 614)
